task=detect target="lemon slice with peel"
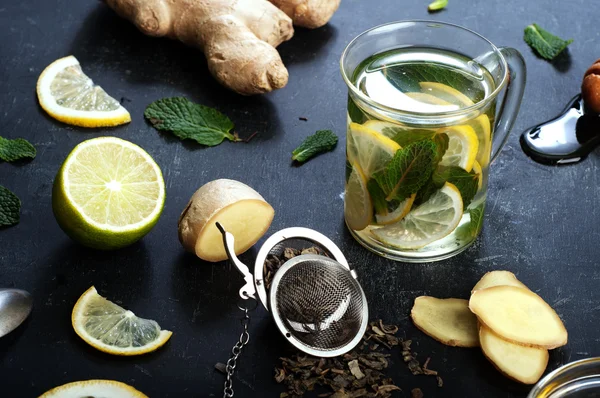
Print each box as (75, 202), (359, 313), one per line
(438, 125), (479, 172)
(37, 55), (131, 127)
(470, 114), (492, 166)
(372, 182), (464, 249)
(39, 379), (148, 398)
(472, 160), (483, 190)
(52, 137), (165, 250)
(72, 286), (172, 356)
(347, 123), (400, 178)
(345, 162), (372, 231)
(375, 193), (416, 225)
(362, 120), (402, 139)
(419, 82), (475, 107)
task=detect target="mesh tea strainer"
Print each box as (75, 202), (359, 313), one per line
(215, 223), (369, 398)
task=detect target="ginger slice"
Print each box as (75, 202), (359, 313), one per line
(411, 297), (479, 347)
(469, 286), (568, 349)
(479, 325), (549, 384)
(178, 179), (274, 262)
(471, 270), (529, 293)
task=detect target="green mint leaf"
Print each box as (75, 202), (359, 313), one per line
(388, 127), (436, 147)
(0, 185), (20, 226)
(433, 133), (449, 164)
(348, 97), (368, 124)
(373, 140), (437, 202)
(367, 179), (388, 215)
(292, 130), (338, 163)
(428, 0), (448, 11)
(434, 166), (479, 209)
(0, 137), (36, 162)
(456, 204), (485, 240)
(384, 63), (482, 103)
(144, 97), (236, 146)
(524, 24), (573, 60)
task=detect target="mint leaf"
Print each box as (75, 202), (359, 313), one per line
(415, 165), (478, 208)
(0, 137), (36, 162)
(144, 97), (236, 146)
(388, 127), (436, 147)
(0, 185), (20, 226)
(433, 133), (449, 164)
(367, 179), (388, 215)
(374, 140), (437, 202)
(428, 0), (448, 11)
(456, 204), (485, 240)
(524, 24), (573, 60)
(435, 166), (479, 209)
(292, 130), (338, 163)
(348, 97), (368, 124)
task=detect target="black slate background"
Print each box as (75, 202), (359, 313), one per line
(1, 0), (598, 397)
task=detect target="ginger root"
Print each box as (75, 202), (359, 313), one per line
(269, 0), (341, 28)
(105, 0), (294, 95)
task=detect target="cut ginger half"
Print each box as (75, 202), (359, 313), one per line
(472, 270), (529, 293)
(469, 285), (568, 349)
(178, 179), (274, 262)
(479, 325), (549, 384)
(411, 297), (479, 347)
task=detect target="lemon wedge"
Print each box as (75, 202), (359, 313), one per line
(345, 162), (372, 231)
(372, 182), (463, 249)
(72, 286), (172, 356)
(438, 125), (479, 172)
(39, 380), (148, 398)
(347, 122), (400, 178)
(37, 55), (130, 127)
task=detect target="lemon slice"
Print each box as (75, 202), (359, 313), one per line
(362, 120), (402, 139)
(438, 125), (479, 172)
(39, 380), (148, 398)
(372, 182), (463, 249)
(472, 160), (483, 190)
(37, 55), (131, 127)
(72, 286), (172, 356)
(375, 193), (416, 225)
(347, 122), (400, 178)
(470, 114), (492, 166)
(345, 162), (372, 231)
(52, 137), (165, 250)
(419, 82), (475, 107)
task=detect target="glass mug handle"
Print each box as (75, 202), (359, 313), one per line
(490, 47), (527, 163)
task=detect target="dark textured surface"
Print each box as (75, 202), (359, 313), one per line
(0, 1), (598, 397)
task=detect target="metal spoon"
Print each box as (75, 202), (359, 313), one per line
(0, 289), (33, 338)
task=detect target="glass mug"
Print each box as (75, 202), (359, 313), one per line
(340, 21), (526, 262)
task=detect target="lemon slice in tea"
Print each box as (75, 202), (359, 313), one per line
(345, 162), (372, 231)
(374, 193), (416, 225)
(438, 125), (479, 172)
(419, 82), (475, 108)
(372, 182), (464, 249)
(52, 137), (165, 250)
(347, 122), (400, 178)
(472, 160), (483, 190)
(72, 286), (172, 356)
(39, 380), (148, 398)
(470, 114), (492, 166)
(37, 55), (130, 127)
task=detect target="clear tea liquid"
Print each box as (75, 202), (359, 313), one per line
(345, 47), (497, 261)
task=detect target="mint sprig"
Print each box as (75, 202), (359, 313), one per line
(373, 140), (438, 202)
(292, 130), (338, 163)
(524, 24), (573, 60)
(0, 137), (36, 162)
(144, 97), (238, 146)
(416, 166), (479, 209)
(0, 185), (20, 226)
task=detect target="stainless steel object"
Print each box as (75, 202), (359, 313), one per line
(215, 223), (369, 397)
(528, 357), (600, 398)
(0, 288), (33, 338)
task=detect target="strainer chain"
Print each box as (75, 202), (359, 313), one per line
(223, 307), (251, 398)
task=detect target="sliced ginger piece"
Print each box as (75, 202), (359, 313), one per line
(411, 297), (479, 347)
(472, 270), (529, 293)
(479, 325), (549, 384)
(470, 286), (568, 349)
(178, 179), (274, 262)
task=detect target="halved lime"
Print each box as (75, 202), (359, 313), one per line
(438, 125), (479, 172)
(347, 122), (400, 178)
(345, 162), (372, 231)
(52, 137), (165, 250)
(372, 182), (464, 249)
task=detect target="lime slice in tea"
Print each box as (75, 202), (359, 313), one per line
(372, 182), (464, 249)
(345, 162), (372, 231)
(438, 125), (479, 172)
(347, 122), (400, 178)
